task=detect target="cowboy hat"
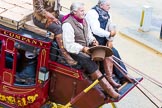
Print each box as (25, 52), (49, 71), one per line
(87, 45), (113, 61)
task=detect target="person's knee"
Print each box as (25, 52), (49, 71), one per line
(54, 25), (62, 35)
(47, 23), (62, 35)
(112, 47), (118, 54)
(112, 47), (120, 58)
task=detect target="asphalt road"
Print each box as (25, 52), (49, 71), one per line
(62, 0), (162, 108)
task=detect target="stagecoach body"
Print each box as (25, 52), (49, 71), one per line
(0, 1), (143, 108)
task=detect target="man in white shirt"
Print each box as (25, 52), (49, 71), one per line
(85, 0), (128, 84)
(62, 2), (120, 99)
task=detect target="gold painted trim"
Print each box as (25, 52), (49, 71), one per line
(40, 49), (46, 66)
(50, 64), (78, 74)
(54, 69), (79, 78)
(6, 38), (15, 52)
(3, 71), (12, 84)
(3, 85), (36, 94)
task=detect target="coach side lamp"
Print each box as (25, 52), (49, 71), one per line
(39, 67), (49, 82)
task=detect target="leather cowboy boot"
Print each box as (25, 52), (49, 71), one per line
(90, 70), (120, 99)
(104, 57), (121, 88)
(55, 34), (77, 65)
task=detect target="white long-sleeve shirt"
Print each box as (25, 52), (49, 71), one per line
(85, 9), (113, 40)
(62, 22), (95, 54)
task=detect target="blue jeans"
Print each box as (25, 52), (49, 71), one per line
(112, 47), (127, 79)
(94, 35), (127, 79)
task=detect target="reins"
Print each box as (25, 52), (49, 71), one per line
(113, 55), (162, 88)
(111, 55), (162, 108)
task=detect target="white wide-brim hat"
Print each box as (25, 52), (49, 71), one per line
(25, 51), (37, 59)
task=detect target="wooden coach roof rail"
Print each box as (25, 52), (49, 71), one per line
(23, 20), (55, 40)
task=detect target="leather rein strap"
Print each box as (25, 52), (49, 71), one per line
(110, 55), (162, 108)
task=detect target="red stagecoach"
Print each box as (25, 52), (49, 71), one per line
(0, 1), (145, 108)
(0, 18), (143, 108)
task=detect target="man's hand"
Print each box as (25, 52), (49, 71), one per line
(52, 18), (60, 24)
(45, 11), (60, 27)
(106, 41), (113, 48)
(82, 47), (89, 54)
(45, 11), (55, 19)
(110, 30), (116, 37)
(92, 40), (99, 46)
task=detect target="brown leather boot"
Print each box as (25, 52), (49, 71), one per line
(55, 34), (77, 65)
(104, 57), (121, 88)
(90, 70), (120, 99)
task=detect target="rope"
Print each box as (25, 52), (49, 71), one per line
(112, 55), (162, 88)
(136, 86), (160, 108)
(109, 56), (162, 107)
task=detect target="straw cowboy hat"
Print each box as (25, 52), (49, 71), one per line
(87, 45), (113, 61)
